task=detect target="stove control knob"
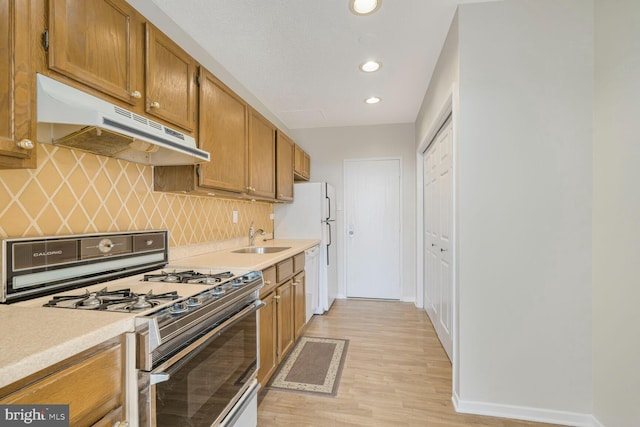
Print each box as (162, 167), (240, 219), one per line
(170, 301), (189, 314)
(187, 296), (203, 306)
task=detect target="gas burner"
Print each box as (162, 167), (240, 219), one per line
(44, 288), (180, 312)
(44, 288), (134, 310)
(142, 270), (234, 284)
(117, 291), (180, 312)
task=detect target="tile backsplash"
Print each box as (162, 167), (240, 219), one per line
(0, 145), (273, 247)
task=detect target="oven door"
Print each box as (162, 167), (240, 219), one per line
(139, 301), (262, 427)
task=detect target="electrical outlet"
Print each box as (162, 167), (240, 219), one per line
(232, 211), (238, 223)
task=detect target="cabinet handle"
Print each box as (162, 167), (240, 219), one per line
(274, 295), (280, 302)
(130, 90), (142, 99)
(150, 101), (161, 108)
(16, 139), (34, 150)
(293, 279), (301, 285)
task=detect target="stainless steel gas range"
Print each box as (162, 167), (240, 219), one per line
(1, 230), (263, 427)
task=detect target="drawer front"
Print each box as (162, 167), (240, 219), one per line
(293, 252), (305, 273)
(276, 258), (294, 283)
(260, 265), (277, 298)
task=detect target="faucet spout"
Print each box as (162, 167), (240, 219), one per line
(248, 222), (266, 246)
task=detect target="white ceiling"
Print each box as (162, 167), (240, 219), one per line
(147, 0), (468, 130)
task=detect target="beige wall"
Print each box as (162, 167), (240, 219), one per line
(0, 145), (272, 248)
(593, 0), (640, 425)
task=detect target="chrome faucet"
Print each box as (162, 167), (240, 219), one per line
(248, 221), (265, 246)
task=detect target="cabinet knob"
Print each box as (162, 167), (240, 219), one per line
(150, 101), (161, 108)
(130, 90), (142, 99)
(265, 280), (271, 285)
(16, 139), (34, 150)
(113, 421), (129, 427)
(274, 295), (281, 301)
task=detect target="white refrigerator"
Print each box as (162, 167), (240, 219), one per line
(274, 182), (337, 314)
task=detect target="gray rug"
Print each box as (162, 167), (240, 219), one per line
(267, 336), (349, 397)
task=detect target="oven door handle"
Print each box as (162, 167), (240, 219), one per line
(149, 372), (170, 385)
(151, 300), (265, 374)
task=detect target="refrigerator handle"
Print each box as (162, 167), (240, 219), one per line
(326, 222), (332, 266)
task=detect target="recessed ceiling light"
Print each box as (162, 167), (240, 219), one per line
(349, 0), (381, 15)
(365, 96), (381, 104)
(360, 60), (382, 73)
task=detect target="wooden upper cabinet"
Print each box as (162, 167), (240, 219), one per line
(198, 69), (247, 193)
(145, 23), (197, 132)
(247, 108), (275, 199)
(0, 0), (36, 168)
(48, 0), (142, 105)
(294, 143), (310, 181)
(276, 131), (294, 201)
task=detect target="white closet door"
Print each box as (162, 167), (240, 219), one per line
(423, 119), (453, 360)
(345, 158), (401, 300)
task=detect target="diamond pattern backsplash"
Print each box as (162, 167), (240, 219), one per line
(0, 145), (273, 247)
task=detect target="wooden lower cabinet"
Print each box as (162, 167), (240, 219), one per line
(258, 254), (308, 387)
(276, 279), (295, 363)
(257, 291), (277, 387)
(0, 336), (126, 426)
(293, 271), (306, 340)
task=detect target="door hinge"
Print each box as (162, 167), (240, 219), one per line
(195, 74), (201, 86)
(41, 29), (49, 51)
(196, 164), (201, 178)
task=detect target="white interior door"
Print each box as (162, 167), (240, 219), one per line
(423, 118), (453, 360)
(345, 158), (401, 300)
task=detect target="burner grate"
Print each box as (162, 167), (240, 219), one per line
(142, 270), (234, 284)
(43, 288), (180, 312)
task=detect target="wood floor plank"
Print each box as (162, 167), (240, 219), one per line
(257, 299), (560, 427)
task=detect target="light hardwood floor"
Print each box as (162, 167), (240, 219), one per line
(257, 299), (559, 427)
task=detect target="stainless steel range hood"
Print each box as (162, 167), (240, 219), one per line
(36, 74), (210, 166)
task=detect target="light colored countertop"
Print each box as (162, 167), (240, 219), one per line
(171, 239), (321, 271)
(0, 306), (134, 388)
(0, 239), (320, 390)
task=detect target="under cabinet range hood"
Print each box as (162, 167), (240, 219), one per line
(36, 74), (210, 166)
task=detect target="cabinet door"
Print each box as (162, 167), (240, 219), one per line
(0, 339), (123, 426)
(276, 131), (294, 201)
(257, 292), (277, 386)
(0, 0), (36, 168)
(198, 69), (247, 193)
(293, 271), (306, 340)
(294, 145), (311, 181)
(276, 279), (294, 362)
(48, 0), (142, 105)
(145, 23), (197, 132)
(247, 108), (275, 198)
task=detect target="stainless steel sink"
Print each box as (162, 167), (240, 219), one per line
(232, 246), (291, 254)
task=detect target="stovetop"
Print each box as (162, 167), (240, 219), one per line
(40, 268), (258, 314)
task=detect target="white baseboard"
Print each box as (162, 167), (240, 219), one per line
(452, 391), (602, 427)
